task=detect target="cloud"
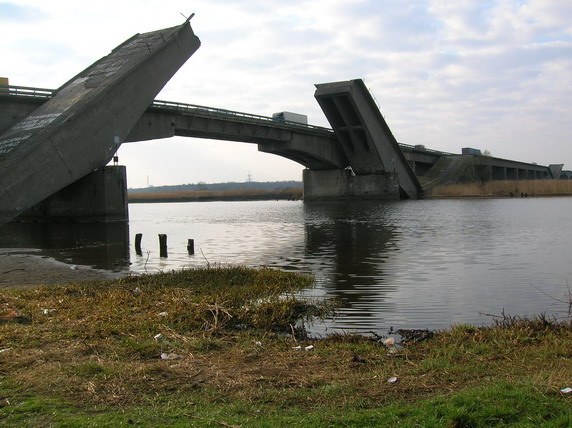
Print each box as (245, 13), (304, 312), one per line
(0, 2), (45, 22)
(2, 0), (571, 186)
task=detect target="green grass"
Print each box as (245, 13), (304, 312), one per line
(2, 382), (570, 427)
(1, 266), (571, 426)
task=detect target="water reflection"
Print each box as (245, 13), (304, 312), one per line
(0, 221), (130, 271)
(1, 198), (571, 332)
(303, 201), (399, 320)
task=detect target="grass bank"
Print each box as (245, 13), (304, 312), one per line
(425, 179), (572, 198)
(1, 267), (571, 426)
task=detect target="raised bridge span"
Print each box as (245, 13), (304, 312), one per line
(0, 19), (201, 224)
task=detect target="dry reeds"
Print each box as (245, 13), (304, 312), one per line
(426, 179), (572, 198)
(128, 187), (303, 202)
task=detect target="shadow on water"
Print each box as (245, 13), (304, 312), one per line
(302, 201), (400, 322)
(0, 221), (131, 271)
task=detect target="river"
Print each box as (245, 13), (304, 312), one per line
(2, 197), (571, 333)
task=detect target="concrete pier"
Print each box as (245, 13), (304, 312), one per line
(16, 166), (128, 222)
(303, 169), (400, 201)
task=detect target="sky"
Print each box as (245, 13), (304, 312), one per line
(1, 0), (571, 188)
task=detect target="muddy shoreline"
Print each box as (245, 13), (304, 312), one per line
(0, 249), (128, 288)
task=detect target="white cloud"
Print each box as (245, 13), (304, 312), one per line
(1, 0), (571, 187)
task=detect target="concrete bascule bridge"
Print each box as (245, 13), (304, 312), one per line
(0, 19), (567, 224)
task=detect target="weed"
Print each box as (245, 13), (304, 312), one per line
(1, 267), (572, 426)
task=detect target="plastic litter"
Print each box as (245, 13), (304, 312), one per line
(70, 265), (78, 270)
(292, 346), (302, 351)
(304, 345), (314, 351)
(154, 333), (163, 340)
(387, 376), (398, 384)
(383, 337), (399, 355)
(133, 287), (142, 295)
(157, 312), (168, 317)
(560, 387), (572, 394)
(42, 308), (56, 315)
(255, 341), (262, 347)
(160, 352), (183, 360)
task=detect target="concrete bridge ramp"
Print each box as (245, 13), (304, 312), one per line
(0, 20), (200, 224)
(314, 79), (422, 199)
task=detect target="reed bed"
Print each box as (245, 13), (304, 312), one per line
(426, 179), (572, 198)
(129, 187), (303, 202)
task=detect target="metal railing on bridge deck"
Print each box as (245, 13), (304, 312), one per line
(0, 84), (53, 99)
(149, 99), (334, 135)
(1, 84), (334, 135)
(398, 142), (454, 156)
(2, 85), (450, 153)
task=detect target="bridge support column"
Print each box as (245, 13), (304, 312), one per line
(16, 166), (128, 222)
(303, 169), (400, 201)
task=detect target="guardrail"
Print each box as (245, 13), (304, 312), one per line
(1, 85), (449, 152)
(0, 84), (333, 134)
(398, 142), (453, 156)
(150, 99), (333, 133)
(0, 84), (54, 99)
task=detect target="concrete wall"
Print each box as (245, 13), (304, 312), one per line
(17, 166), (128, 222)
(0, 98), (40, 135)
(303, 169), (400, 201)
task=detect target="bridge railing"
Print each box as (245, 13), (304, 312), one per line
(0, 85), (54, 99)
(151, 99), (334, 134)
(1, 84), (334, 134)
(0, 85), (450, 154)
(398, 142), (453, 156)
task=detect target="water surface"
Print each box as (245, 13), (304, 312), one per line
(2, 198), (571, 332)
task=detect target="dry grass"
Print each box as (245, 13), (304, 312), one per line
(128, 187), (303, 202)
(426, 179), (572, 198)
(1, 268), (572, 425)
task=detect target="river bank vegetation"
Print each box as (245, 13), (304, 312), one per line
(1, 267), (571, 426)
(425, 179), (572, 198)
(128, 186), (303, 203)
(128, 181), (303, 202)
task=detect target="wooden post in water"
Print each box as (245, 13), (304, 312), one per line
(187, 239), (195, 255)
(135, 233), (143, 256)
(158, 234), (168, 258)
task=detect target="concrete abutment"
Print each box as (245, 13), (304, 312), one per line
(303, 169), (400, 201)
(16, 166), (128, 222)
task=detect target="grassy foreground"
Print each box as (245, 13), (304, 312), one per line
(1, 267), (571, 427)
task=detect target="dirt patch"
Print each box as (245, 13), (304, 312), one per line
(0, 250), (126, 288)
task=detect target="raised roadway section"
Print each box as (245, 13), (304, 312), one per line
(314, 79), (423, 199)
(0, 19), (200, 224)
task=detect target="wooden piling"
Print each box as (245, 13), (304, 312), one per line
(158, 234), (168, 258)
(187, 239), (195, 255)
(135, 233), (143, 256)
